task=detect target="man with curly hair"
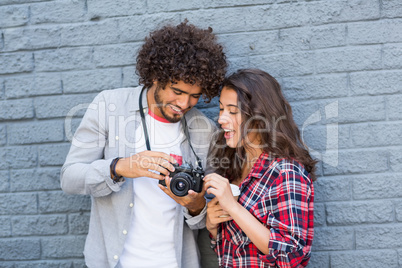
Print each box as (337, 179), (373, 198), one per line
(61, 20), (227, 268)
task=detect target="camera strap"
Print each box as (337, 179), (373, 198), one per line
(139, 86), (151, 151)
(138, 86), (203, 169)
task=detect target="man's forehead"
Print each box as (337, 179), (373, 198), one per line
(168, 80), (202, 94)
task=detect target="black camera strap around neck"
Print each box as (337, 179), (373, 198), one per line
(139, 86), (151, 151)
(138, 86), (203, 169)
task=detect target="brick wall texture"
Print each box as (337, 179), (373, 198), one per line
(1, 0), (401, 267)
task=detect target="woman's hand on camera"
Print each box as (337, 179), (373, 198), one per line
(158, 176), (206, 216)
(203, 173), (238, 214)
(114, 151), (177, 180)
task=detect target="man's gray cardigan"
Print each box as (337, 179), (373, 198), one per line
(60, 86), (217, 268)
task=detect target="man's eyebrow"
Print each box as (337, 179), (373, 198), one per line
(171, 86), (187, 94)
(171, 86), (202, 96)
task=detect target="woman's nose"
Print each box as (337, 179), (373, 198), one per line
(218, 112), (230, 125)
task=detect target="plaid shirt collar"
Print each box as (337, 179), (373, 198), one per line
(239, 151), (272, 188)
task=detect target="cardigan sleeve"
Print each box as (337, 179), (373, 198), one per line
(60, 91), (125, 197)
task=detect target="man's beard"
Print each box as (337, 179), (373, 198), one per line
(154, 87), (183, 123)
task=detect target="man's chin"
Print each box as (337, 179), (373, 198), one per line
(162, 112), (183, 123)
(166, 116), (182, 123)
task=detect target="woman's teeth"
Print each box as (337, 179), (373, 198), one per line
(224, 129), (234, 139)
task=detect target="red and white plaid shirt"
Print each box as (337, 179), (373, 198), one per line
(214, 152), (314, 268)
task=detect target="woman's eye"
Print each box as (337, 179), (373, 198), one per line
(229, 109), (239, 114)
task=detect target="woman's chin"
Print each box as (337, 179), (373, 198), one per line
(225, 140), (238, 149)
(225, 140), (233, 148)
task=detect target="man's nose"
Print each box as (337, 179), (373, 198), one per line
(176, 95), (191, 109)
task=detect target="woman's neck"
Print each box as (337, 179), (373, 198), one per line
(236, 147), (263, 185)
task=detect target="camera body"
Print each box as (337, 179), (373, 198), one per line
(160, 162), (204, 197)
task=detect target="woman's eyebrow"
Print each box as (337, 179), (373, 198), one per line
(219, 101), (238, 108)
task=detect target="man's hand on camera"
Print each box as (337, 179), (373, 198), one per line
(158, 176), (206, 216)
(114, 151), (177, 180)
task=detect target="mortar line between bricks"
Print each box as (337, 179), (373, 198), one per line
(0, 1), (50, 7)
(346, 72), (351, 97)
(2, 116), (401, 128)
(312, 248), (402, 254)
(214, 22), (364, 37)
(315, 170), (402, 178)
(0, 79), (5, 98)
(0, 91), (93, 101)
(380, 44), (386, 80)
(257, 197), (402, 204)
(320, 222), (402, 229)
(287, 93), (400, 105)
(2, 40), (392, 56)
(1, 16), (391, 39)
(27, 5), (32, 26)
(5, 62), (394, 78)
(320, 165), (402, 174)
(1, 113), (76, 122)
(323, 197), (402, 204)
(287, 94), (402, 105)
(379, 0), (384, 17)
(313, 144), (402, 153)
(0, 31), (4, 50)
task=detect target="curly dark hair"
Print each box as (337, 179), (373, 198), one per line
(136, 20), (227, 102)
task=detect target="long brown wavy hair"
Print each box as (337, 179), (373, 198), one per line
(209, 69), (317, 181)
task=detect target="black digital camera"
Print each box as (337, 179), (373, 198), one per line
(160, 162), (204, 197)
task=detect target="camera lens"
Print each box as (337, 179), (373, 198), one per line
(170, 172), (193, 197)
(177, 181), (186, 191)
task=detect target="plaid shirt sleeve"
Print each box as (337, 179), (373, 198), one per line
(256, 166), (314, 267)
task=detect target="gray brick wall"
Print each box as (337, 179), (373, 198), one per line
(0, 0), (401, 267)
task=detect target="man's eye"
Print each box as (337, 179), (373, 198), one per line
(174, 90), (182, 95)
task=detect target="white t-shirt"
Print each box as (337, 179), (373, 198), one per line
(119, 111), (185, 268)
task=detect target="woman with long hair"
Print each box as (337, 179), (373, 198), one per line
(204, 69), (316, 267)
